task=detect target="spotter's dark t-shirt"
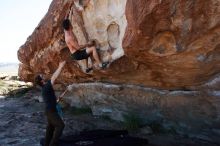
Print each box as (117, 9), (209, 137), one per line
(42, 80), (57, 112)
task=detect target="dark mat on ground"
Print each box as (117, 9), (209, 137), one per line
(40, 129), (148, 146)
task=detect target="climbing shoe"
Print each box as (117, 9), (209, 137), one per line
(101, 62), (109, 69)
(86, 67), (93, 73)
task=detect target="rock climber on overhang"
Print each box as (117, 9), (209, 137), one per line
(62, 13), (109, 73)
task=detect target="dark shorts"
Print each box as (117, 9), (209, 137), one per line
(71, 49), (90, 60)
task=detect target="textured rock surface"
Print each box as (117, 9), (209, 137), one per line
(16, 0), (220, 140)
(123, 0), (220, 89)
(1, 90), (219, 146)
(65, 83), (220, 133)
(17, 0), (220, 89)
(0, 77), (32, 96)
(0, 91), (124, 146)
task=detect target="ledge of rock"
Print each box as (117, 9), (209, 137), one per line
(64, 82), (220, 135)
(18, 0), (220, 89)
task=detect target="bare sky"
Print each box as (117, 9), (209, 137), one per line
(0, 0), (52, 63)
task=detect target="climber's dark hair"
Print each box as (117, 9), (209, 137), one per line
(62, 19), (71, 30)
(35, 75), (43, 87)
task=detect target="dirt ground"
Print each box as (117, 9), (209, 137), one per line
(0, 88), (219, 146)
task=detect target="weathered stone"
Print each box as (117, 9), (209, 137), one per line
(0, 77), (32, 96)
(15, 1), (220, 142)
(139, 126), (153, 135)
(0, 88), (220, 145)
(33, 96), (44, 103)
(0, 74), (8, 80)
(64, 82), (220, 134)
(17, 0), (220, 89)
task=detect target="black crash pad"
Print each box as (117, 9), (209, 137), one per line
(40, 129), (148, 146)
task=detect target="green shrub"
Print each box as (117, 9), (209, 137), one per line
(69, 106), (92, 115)
(149, 122), (164, 133)
(123, 112), (142, 131)
(100, 115), (112, 121)
(8, 87), (33, 97)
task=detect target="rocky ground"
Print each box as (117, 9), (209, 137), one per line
(0, 76), (220, 146)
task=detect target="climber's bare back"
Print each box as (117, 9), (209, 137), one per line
(64, 30), (80, 54)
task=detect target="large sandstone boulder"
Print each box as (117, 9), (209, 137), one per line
(17, 0), (220, 136)
(64, 83), (220, 135)
(17, 0), (220, 89)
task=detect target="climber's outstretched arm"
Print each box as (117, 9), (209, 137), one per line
(51, 61), (66, 85)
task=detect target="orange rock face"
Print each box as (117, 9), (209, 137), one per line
(18, 0), (220, 89)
